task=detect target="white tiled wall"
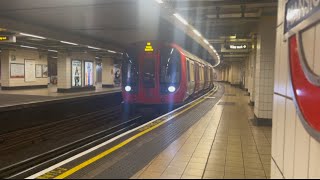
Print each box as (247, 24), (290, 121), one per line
(229, 61), (242, 85)
(102, 57), (114, 85)
(248, 49), (256, 102)
(0, 49), (48, 87)
(254, 16), (276, 119)
(272, 0), (320, 179)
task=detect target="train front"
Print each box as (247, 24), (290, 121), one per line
(121, 42), (187, 107)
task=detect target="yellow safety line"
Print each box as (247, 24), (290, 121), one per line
(53, 88), (218, 179)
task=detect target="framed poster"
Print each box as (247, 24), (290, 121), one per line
(36, 64), (42, 78)
(84, 61), (94, 86)
(113, 64), (121, 86)
(42, 65), (48, 78)
(10, 63), (25, 78)
(25, 59), (36, 82)
(72, 60), (82, 87)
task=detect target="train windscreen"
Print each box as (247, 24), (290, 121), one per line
(160, 47), (181, 85)
(143, 58), (156, 88)
(122, 52), (138, 86)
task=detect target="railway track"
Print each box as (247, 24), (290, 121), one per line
(0, 106), (144, 179)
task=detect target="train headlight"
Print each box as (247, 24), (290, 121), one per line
(168, 86), (176, 93)
(125, 86), (132, 92)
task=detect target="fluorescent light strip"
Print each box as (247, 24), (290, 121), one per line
(20, 45), (38, 49)
(60, 41), (78, 46)
(88, 46), (101, 50)
(107, 50), (117, 54)
(20, 33), (46, 40)
(173, 13), (188, 25)
(48, 49), (58, 52)
(155, 0), (163, 3)
(193, 29), (202, 37)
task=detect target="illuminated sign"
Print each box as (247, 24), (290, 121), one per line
(0, 36), (8, 41)
(145, 42), (154, 52)
(229, 44), (247, 49)
(0, 35), (16, 43)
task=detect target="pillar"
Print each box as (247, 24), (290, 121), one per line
(102, 57), (115, 88)
(253, 16), (276, 125)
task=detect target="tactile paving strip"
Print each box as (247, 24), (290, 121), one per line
(68, 86), (225, 179)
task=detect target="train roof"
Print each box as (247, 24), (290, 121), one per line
(180, 48), (213, 68)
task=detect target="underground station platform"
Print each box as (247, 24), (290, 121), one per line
(5, 84), (271, 179)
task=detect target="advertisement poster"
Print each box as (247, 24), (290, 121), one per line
(72, 60), (82, 87)
(35, 64), (42, 78)
(113, 64), (121, 87)
(25, 59), (36, 82)
(10, 63), (25, 78)
(84, 61), (94, 86)
(42, 65), (48, 78)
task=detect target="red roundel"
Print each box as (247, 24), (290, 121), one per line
(289, 35), (320, 132)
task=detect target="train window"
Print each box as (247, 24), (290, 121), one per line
(190, 62), (195, 82)
(160, 47), (181, 85)
(122, 51), (138, 86)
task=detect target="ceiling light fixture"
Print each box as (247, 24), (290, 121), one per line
(204, 39), (209, 45)
(173, 13), (189, 25)
(107, 50), (117, 54)
(155, 0), (164, 3)
(48, 49), (58, 52)
(193, 29), (202, 37)
(20, 33), (46, 40)
(88, 46), (101, 50)
(60, 41), (78, 46)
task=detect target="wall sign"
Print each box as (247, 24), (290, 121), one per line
(10, 63), (25, 78)
(42, 65), (48, 78)
(285, 0), (320, 141)
(25, 59), (36, 82)
(72, 60), (82, 87)
(84, 61), (94, 86)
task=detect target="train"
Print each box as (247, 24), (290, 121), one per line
(121, 41), (216, 109)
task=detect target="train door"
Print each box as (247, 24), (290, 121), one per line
(187, 59), (195, 96)
(138, 53), (159, 103)
(194, 62), (200, 93)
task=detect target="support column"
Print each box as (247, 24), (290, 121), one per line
(102, 57), (114, 88)
(253, 16), (276, 126)
(0, 50), (10, 87)
(57, 52), (96, 93)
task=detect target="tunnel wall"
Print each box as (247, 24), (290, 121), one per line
(271, 0), (320, 178)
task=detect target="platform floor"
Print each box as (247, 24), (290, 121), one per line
(132, 85), (272, 179)
(0, 83), (120, 108)
(27, 84), (271, 179)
